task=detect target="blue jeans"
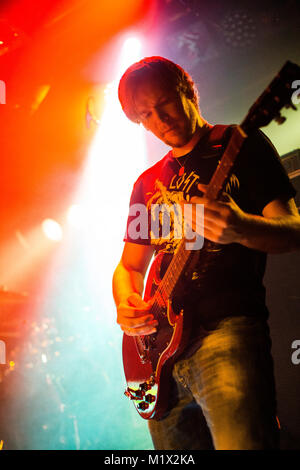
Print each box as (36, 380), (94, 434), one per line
(148, 316), (279, 450)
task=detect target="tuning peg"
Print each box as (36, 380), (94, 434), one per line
(285, 101), (297, 111)
(274, 113), (286, 125)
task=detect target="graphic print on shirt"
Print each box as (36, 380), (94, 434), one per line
(146, 178), (185, 253)
(146, 169), (240, 254)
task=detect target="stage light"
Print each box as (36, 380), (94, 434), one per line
(30, 84), (51, 113)
(119, 35), (142, 72)
(41, 354), (47, 364)
(221, 10), (256, 49)
(67, 204), (85, 229)
(78, 32), (146, 251)
(122, 36), (142, 56)
(42, 219), (63, 242)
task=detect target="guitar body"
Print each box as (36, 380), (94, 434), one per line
(122, 252), (191, 420)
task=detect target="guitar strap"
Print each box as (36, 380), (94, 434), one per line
(206, 123), (236, 150)
(203, 124), (237, 203)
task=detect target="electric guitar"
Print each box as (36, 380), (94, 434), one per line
(122, 60), (300, 420)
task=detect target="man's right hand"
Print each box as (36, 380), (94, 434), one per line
(117, 292), (158, 336)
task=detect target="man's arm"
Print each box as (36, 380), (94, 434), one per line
(238, 197), (300, 253)
(113, 242), (157, 336)
(187, 194), (300, 253)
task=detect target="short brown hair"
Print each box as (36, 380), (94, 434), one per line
(118, 56), (199, 123)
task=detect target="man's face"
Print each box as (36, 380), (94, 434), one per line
(133, 79), (200, 149)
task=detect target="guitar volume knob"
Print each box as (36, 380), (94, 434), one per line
(145, 394), (156, 403)
(139, 382), (152, 391)
(137, 402), (149, 411)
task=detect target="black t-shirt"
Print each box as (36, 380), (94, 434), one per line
(124, 125), (296, 354)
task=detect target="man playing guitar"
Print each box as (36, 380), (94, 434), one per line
(112, 57), (300, 450)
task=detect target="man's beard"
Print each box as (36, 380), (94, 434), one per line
(163, 126), (194, 149)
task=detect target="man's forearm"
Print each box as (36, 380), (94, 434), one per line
(112, 261), (145, 306)
(237, 214), (300, 253)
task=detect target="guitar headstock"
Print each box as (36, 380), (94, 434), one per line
(241, 60), (300, 134)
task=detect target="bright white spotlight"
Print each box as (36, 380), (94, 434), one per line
(71, 31), (147, 284)
(42, 219), (63, 242)
(123, 37), (142, 55)
(119, 36), (142, 72)
(67, 204), (86, 229)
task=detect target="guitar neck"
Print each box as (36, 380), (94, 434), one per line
(155, 125), (248, 303)
(205, 126), (247, 199)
